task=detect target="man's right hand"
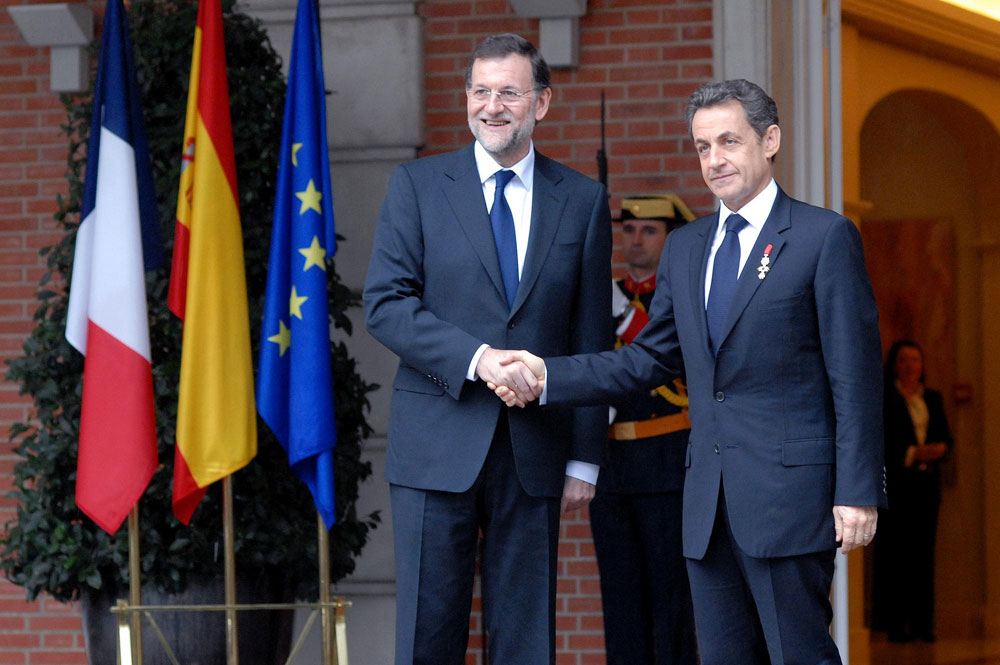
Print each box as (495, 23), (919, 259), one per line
(486, 350), (546, 407)
(476, 348), (542, 406)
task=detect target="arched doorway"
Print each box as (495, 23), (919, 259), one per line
(857, 89), (1000, 651)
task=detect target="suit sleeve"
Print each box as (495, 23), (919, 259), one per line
(566, 186), (615, 464)
(813, 216), (887, 508)
(546, 231), (683, 407)
(363, 164), (483, 399)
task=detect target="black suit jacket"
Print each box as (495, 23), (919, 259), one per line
(364, 143), (612, 498)
(883, 386), (951, 501)
(547, 187), (887, 559)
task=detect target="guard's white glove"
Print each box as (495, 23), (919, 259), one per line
(612, 281), (631, 318)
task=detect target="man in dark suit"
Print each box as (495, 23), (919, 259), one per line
(494, 79), (886, 665)
(363, 34), (611, 665)
(594, 196), (697, 665)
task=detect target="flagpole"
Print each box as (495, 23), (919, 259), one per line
(128, 505), (144, 665)
(224, 477), (239, 665)
(318, 512), (334, 665)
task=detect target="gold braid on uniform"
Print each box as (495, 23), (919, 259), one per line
(656, 378), (689, 407)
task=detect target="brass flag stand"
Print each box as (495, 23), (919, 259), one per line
(112, 478), (349, 665)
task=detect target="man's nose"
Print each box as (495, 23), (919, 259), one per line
(708, 146), (725, 167)
(484, 93), (504, 114)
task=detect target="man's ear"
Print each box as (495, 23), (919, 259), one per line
(534, 87), (552, 122)
(763, 124), (780, 160)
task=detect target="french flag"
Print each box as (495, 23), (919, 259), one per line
(65, 0), (163, 535)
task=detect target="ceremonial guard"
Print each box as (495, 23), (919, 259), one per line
(591, 195), (699, 665)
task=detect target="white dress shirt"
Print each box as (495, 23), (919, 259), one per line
(703, 178), (778, 307)
(465, 140), (598, 485)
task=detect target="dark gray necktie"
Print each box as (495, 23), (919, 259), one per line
(490, 170), (519, 309)
(706, 214), (747, 353)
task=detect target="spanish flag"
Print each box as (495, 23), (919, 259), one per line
(168, 0), (256, 524)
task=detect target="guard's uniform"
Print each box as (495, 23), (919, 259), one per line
(590, 273), (699, 665)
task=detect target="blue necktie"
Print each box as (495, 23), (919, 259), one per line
(490, 169), (519, 309)
(706, 214), (747, 353)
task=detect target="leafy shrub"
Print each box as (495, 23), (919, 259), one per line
(1, 0), (379, 603)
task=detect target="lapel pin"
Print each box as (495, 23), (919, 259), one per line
(757, 243), (773, 280)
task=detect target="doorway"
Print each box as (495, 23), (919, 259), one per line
(856, 89), (1000, 662)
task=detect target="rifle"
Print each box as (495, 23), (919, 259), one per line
(597, 89), (608, 195)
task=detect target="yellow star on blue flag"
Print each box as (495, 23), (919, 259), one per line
(299, 235), (326, 271)
(295, 179), (322, 216)
(257, 0), (338, 528)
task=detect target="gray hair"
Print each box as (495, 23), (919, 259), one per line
(685, 79), (779, 139)
(464, 33), (551, 91)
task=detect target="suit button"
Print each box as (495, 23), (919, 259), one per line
(507, 322), (515, 329)
(714, 444), (720, 454)
(714, 391), (725, 402)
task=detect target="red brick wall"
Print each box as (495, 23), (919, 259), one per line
(1, 0), (714, 662)
(418, 1), (713, 664)
(2, 0), (103, 662)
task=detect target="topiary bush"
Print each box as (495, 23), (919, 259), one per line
(1, 0), (379, 604)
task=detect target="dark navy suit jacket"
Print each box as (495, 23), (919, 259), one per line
(364, 143), (612, 498)
(547, 187), (887, 559)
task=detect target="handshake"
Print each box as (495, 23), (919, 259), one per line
(476, 348), (547, 408)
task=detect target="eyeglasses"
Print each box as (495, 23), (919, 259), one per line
(466, 87), (536, 104)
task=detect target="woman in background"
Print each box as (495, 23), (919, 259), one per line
(875, 339), (952, 643)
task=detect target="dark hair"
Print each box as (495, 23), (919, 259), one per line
(464, 33), (550, 91)
(685, 79), (779, 139)
(884, 339), (925, 388)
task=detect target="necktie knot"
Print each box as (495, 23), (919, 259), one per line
(494, 169), (515, 191)
(726, 213), (747, 235)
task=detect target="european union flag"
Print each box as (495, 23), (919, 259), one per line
(257, 0), (338, 528)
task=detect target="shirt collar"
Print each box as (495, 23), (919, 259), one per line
(717, 178), (778, 234)
(474, 140), (535, 192)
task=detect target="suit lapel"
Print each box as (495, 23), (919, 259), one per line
(511, 151), (565, 316)
(691, 213), (718, 356)
(441, 145), (508, 305)
(716, 189), (791, 347)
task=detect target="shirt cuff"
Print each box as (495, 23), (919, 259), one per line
(539, 364), (548, 405)
(467, 344), (489, 381)
(565, 460), (599, 485)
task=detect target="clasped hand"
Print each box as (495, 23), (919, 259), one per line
(478, 348), (546, 407)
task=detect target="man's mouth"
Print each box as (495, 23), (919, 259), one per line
(481, 117), (510, 127)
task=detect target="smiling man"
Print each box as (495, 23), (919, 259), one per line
(363, 34), (612, 665)
(493, 79), (887, 665)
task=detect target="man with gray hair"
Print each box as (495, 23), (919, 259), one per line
(492, 79), (887, 664)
